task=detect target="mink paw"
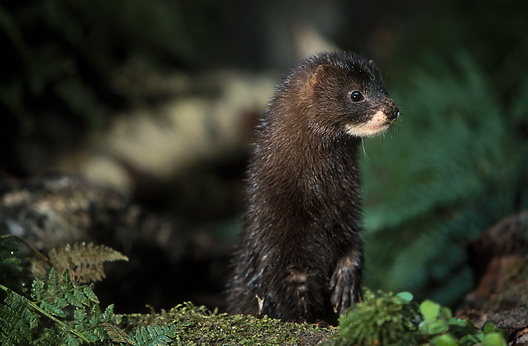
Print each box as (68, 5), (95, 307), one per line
(329, 252), (363, 314)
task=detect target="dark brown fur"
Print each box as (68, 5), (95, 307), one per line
(226, 52), (399, 324)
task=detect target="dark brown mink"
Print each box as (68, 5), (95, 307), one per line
(226, 51), (399, 324)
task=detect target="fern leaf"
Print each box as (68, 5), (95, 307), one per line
(1, 241), (126, 345)
(62, 330), (82, 346)
(131, 325), (177, 346)
(75, 262), (106, 283)
(60, 270), (96, 308)
(47, 268), (69, 309)
(39, 327), (69, 344)
(31, 269), (68, 317)
(72, 308), (101, 343)
(104, 321), (136, 345)
(71, 302), (119, 343)
(49, 243), (129, 284)
(0, 290), (39, 344)
(4, 290), (35, 325)
(69, 285), (90, 307)
(30, 278), (45, 302)
(83, 285), (100, 304)
(39, 300), (67, 318)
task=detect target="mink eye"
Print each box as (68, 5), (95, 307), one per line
(348, 91), (364, 102)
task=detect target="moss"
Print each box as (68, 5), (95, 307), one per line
(336, 290), (420, 345)
(119, 302), (337, 345)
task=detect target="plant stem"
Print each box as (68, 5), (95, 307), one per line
(0, 283), (91, 343)
(0, 235), (53, 266)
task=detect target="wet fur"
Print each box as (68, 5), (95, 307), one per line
(226, 52), (399, 323)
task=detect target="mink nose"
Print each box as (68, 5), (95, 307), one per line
(389, 110), (400, 120)
(385, 102), (400, 120)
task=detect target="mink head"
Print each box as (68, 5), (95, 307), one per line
(280, 52), (399, 140)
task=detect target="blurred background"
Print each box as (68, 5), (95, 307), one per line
(1, 0), (527, 312)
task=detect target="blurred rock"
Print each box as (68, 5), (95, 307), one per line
(56, 70), (275, 195)
(458, 211), (528, 343)
(0, 175), (229, 312)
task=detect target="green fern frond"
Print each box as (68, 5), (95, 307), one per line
(31, 276), (66, 318)
(48, 242), (129, 284)
(1, 268), (120, 344)
(72, 305), (107, 343)
(0, 238), (142, 344)
(30, 267), (101, 321)
(104, 321), (136, 345)
(130, 325), (178, 346)
(0, 290), (39, 345)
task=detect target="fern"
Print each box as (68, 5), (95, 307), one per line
(31, 268), (99, 319)
(358, 1), (528, 306)
(130, 325), (178, 346)
(72, 304), (115, 343)
(104, 321), (136, 344)
(0, 239), (138, 344)
(48, 242), (129, 284)
(0, 283), (92, 344)
(0, 290), (40, 345)
(362, 51), (528, 304)
(0, 238), (182, 345)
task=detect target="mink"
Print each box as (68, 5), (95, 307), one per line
(226, 51), (399, 324)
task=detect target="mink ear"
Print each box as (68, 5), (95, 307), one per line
(309, 64), (335, 90)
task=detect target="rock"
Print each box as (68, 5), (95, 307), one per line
(458, 211), (528, 344)
(0, 175), (227, 312)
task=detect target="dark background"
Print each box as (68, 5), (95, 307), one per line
(1, 0), (527, 312)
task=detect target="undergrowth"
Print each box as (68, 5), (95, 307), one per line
(0, 236), (180, 345)
(0, 236), (508, 345)
(362, 50), (528, 305)
(336, 290), (507, 346)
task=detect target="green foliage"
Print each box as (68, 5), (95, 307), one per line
(0, 0), (222, 173)
(336, 290), (420, 345)
(31, 268), (100, 318)
(358, 0), (528, 305)
(130, 325), (179, 345)
(0, 290), (39, 345)
(362, 50), (528, 304)
(336, 291), (508, 346)
(417, 300), (507, 346)
(1, 237), (332, 345)
(1, 280), (180, 345)
(0, 238), (178, 345)
(0, 267), (117, 344)
(1, 237), (511, 345)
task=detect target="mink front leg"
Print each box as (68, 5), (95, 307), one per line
(329, 247), (363, 314)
